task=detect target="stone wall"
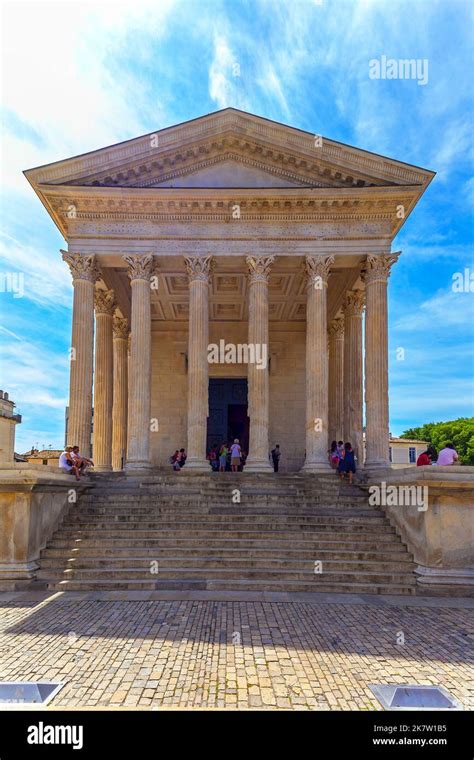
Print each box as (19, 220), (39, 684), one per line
(150, 323), (306, 470)
(0, 468), (91, 589)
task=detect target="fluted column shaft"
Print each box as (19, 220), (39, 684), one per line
(302, 255), (334, 471)
(124, 254), (154, 471)
(328, 318), (344, 444)
(364, 253), (399, 468)
(184, 255), (213, 469)
(245, 256), (274, 472)
(93, 289), (115, 470)
(112, 316), (129, 471)
(343, 291), (365, 463)
(62, 252), (98, 457)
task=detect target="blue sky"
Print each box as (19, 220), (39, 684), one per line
(1, 0), (473, 453)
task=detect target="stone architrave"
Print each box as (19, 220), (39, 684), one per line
(363, 253), (400, 468)
(112, 315), (129, 471)
(184, 255), (214, 470)
(62, 251), (99, 457)
(302, 255), (334, 472)
(328, 317), (344, 445)
(244, 256), (274, 472)
(342, 290), (365, 463)
(123, 254), (155, 471)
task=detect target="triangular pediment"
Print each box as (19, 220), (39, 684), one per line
(24, 108), (435, 193)
(149, 157), (311, 188)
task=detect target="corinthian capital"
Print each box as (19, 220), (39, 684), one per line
(112, 315), (129, 339)
(304, 255), (334, 289)
(246, 255), (275, 284)
(184, 255), (215, 283)
(343, 290), (365, 317)
(328, 317), (345, 339)
(362, 253), (400, 285)
(123, 253), (156, 282)
(94, 288), (116, 315)
(62, 251), (100, 283)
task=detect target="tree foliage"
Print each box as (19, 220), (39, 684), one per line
(400, 418), (474, 465)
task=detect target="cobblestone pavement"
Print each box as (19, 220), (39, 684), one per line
(0, 593), (472, 710)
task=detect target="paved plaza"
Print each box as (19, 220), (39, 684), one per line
(0, 591), (472, 710)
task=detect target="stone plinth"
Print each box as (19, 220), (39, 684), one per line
(0, 468), (90, 589)
(366, 466), (474, 595)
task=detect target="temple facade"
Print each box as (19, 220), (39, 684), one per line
(25, 108), (434, 472)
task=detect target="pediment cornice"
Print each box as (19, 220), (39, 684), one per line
(25, 109), (434, 192)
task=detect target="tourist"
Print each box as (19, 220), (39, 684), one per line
(271, 444), (281, 473)
(230, 439), (242, 472)
(209, 444), (219, 472)
(416, 449), (432, 466)
(71, 445), (94, 474)
(59, 447), (81, 481)
(337, 440), (345, 460)
(328, 440), (339, 469)
(339, 442), (356, 485)
(219, 442), (228, 472)
(170, 450), (180, 470)
(178, 448), (187, 468)
(436, 443), (459, 466)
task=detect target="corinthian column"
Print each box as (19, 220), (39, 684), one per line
(112, 315), (129, 471)
(363, 253), (400, 468)
(342, 290), (365, 463)
(245, 256), (274, 472)
(93, 288), (115, 471)
(328, 317), (344, 445)
(62, 251), (99, 457)
(302, 255), (334, 472)
(123, 254), (155, 471)
(184, 255), (214, 470)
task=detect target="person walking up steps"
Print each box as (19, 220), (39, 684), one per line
(338, 442), (356, 485)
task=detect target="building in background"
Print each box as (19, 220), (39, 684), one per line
(21, 448), (62, 467)
(0, 390), (21, 464)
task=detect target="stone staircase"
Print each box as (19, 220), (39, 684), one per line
(36, 473), (417, 595)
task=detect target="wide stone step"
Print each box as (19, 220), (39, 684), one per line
(46, 536), (404, 551)
(42, 566), (416, 584)
(64, 515), (388, 528)
(45, 578), (415, 595)
(39, 556), (414, 572)
(51, 528), (401, 543)
(42, 546), (410, 561)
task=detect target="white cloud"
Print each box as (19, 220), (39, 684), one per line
(0, 232), (72, 308)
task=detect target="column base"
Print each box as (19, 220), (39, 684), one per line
(125, 460), (152, 473)
(181, 458), (210, 472)
(94, 464), (113, 473)
(244, 458), (273, 473)
(301, 459), (331, 473)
